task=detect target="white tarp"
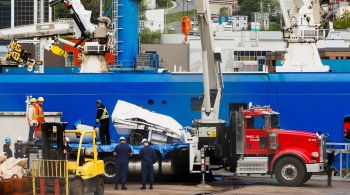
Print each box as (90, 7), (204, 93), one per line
(71, 0), (96, 37)
(112, 100), (183, 139)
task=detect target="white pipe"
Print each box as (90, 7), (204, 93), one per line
(11, 0), (14, 27)
(100, 0), (103, 17)
(49, 2), (53, 22)
(34, 0), (38, 24)
(40, 0), (44, 23)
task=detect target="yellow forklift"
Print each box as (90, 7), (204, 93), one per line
(31, 122), (105, 195)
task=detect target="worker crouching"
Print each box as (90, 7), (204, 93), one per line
(139, 139), (157, 190)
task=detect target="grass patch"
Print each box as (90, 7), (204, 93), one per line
(166, 10), (194, 24)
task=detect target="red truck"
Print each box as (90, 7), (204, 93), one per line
(227, 105), (326, 186)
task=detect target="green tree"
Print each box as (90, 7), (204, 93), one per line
(140, 28), (161, 44)
(238, 0), (280, 22)
(157, 0), (171, 8)
(219, 7), (230, 16)
(334, 11), (350, 29)
(53, 4), (70, 19)
(53, 0), (111, 22)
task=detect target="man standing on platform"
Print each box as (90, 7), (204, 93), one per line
(94, 100), (111, 145)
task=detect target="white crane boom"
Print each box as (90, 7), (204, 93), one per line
(195, 0), (224, 122)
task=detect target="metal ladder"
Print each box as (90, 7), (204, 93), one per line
(113, 0), (123, 67)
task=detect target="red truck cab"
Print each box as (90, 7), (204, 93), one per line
(235, 105), (326, 186)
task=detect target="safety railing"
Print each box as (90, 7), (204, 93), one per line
(31, 159), (69, 195)
(299, 29), (327, 40)
(326, 142), (350, 179)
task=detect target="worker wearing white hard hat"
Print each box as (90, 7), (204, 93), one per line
(27, 97), (38, 143)
(139, 138), (156, 190)
(113, 136), (132, 190)
(14, 137), (24, 158)
(34, 96), (45, 140)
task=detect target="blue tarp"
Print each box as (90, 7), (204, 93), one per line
(68, 142), (189, 157)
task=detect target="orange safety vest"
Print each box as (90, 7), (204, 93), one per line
(35, 104), (45, 123)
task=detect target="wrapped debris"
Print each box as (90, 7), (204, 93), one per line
(0, 156), (27, 180)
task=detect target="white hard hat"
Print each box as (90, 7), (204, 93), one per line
(17, 137), (23, 142)
(119, 136), (126, 141)
(142, 139), (148, 144)
(65, 137), (70, 142)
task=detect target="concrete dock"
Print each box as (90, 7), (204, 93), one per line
(103, 176), (350, 195)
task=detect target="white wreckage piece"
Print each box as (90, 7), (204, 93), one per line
(112, 100), (183, 145)
(0, 154), (28, 180)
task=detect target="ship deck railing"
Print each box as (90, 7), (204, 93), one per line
(326, 142), (350, 179)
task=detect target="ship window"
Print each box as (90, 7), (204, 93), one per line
(191, 97), (203, 111)
(344, 116), (350, 141)
(147, 100), (154, 105)
(247, 116), (265, 129)
(162, 100), (167, 105)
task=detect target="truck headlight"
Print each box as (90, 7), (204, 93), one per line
(311, 152), (319, 158)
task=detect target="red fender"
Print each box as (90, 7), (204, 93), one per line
(270, 147), (312, 172)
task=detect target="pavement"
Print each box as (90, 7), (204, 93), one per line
(103, 176), (350, 195)
(167, 0), (194, 14)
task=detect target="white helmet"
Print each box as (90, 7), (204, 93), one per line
(142, 139), (148, 144)
(17, 137), (23, 142)
(65, 137), (70, 142)
(119, 136), (126, 141)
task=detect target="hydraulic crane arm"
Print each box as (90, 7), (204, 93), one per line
(50, 0), (95, 47)
(195, 0), (223, 122)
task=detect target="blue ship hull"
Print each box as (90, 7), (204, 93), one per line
(0, 72), (349, 143)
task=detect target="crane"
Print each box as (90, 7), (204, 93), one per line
(185, 0), (226, 178)
(277, 0), (330, 72)
(50, 0), (113, 73)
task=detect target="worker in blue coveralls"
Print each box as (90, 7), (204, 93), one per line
(139, 139), (157, 190)
(113, 136), (132, 190)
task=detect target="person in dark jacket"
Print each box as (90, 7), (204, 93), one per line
(139, 139), (157, 190)
(113, 137), (132, 190)
(3, 137), (13, 158)
(14, 137), (24, 158)
(94, 100), (111, 145)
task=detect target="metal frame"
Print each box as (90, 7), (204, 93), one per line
(32, 160), (69, 195)
(326, 142), (350, 179)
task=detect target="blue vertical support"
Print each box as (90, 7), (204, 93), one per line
(117, 0), (139, 68)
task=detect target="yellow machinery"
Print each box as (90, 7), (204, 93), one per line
(32, 125), (105, 195)
(3, 39), (67, 71)
(5, 39), (39, 71)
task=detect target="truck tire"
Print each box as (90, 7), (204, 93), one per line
(274, 157), (306, 187)
(103, 156), (116, 183)
(94, 176), (104, 195)
(71, 178), (83, 195)
(303, 173), (312, 184)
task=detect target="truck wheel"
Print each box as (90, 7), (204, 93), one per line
(71, 179), (83, 195)
(94, 176), (104, 195)
(274, 157), (306, 187)
(103, 156), (116, 183)
(303, 173), (312, 184)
